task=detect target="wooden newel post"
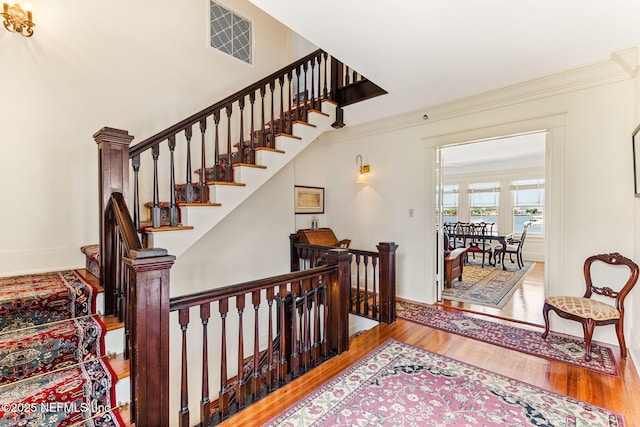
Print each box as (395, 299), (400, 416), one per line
(94, 127), (134, 315)
(123, 248), (175, 427)
(377, 242), (398, 324)
(325, 249), (351, 354)
(289, 233), (300, 272)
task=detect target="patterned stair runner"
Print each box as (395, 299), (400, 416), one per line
(0, 270), (124, 426)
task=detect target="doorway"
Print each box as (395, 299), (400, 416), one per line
(435, 132), (546, 325)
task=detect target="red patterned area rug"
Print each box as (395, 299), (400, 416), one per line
(0, 270), (96, 332)
(267, 340), (624, 426)
(397, 299), (619, 376)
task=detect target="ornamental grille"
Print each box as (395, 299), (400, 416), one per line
(210, 1), (252, 64)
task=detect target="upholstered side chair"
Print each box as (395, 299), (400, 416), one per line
(542, 252), (639, 361)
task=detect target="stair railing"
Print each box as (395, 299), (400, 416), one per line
(94, 49), (386, 426)
(169, 249), (351, 426)
(102, 188), (176, 426)
(290, 235), (398, 324)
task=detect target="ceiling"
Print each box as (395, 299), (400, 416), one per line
(250, 0), (640, 126)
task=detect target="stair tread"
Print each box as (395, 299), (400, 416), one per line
(109, 352), (130, 380)
(206, 181), (246, 186)
(143, 225), (195, 233)
(255, 147), (285, 154)
(101, 314), (124, 331)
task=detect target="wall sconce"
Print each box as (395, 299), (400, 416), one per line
(2, 3), (35, 37)
(356, 155), (370, 184)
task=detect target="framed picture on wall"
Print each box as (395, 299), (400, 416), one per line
(294, 186), (325, 214)
(633, 123), (640, 197)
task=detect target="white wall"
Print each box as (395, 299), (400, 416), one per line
(0, 0), (292, 276)
(318, 56), (638, 351)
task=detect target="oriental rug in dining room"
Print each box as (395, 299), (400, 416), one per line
(267, 340), (624, 426)
(443, 261), (535, 308)
(396, 299), (619, 376)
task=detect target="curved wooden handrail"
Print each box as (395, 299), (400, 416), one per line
(108, 192), (143, 256)
(130, 49), (326, 158)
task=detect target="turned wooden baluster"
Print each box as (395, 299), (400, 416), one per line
(132, 154), (140, 232)
(321, 281), (329, 357)
(168, 135), (178, 227)
(225, 105), (233, 182)
(259, 86), (266, 147)
(235, 294), (247, 408)
(290, 280), (300, 377)
(213, 111), (221, 182)
(363, 255), (370, 315)
(277, 283), (288, 383)
(251, 290), (261, 398)
(199, 118), (207, 201)
(269, 81), (275, 144)
(178, 308), (190, 427)
(295, 66), (301, 121)
(151, 144), (161, 228)
(354, 253), (362, 315)
(219, 298), (230, 417)
(286, 71), (293, 134)
(278, 76), (285, 135)
(266, 287), (276, 390)
(316, 53), (323, 109)
(249, 92), (256, 164)
(200, 303), (211, 426)
(310, 56), (316, 111)
(345, 65), (351, 85)
(238, 96), (246, 163)
(322, 52), (328, 99)
(184, 126), (194, 204)
(302, 61), (309, 122)
(371, 256), (378, 318)
(301, 278), (310, 370)
(311, 276), (321, 363)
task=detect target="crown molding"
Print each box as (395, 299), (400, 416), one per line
(320, 49), (635, 145)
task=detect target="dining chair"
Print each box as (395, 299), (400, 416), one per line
(542, 252), (639, 361)
(466, 222), (493, 267)
(493, 221), (531, 269)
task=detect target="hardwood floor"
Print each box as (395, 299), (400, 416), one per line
(220, 261), (640, 426)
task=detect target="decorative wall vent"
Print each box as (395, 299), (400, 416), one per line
(210, 1), (252, 64)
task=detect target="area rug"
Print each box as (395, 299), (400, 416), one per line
(443, 261), (535, 308)
(267, 339), (624, 426)
(0, 316), (106, 384)
(0, 270), (96, 333)
(397, 300), (619, 376)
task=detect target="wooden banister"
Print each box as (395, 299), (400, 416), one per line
(290, 237), (398, 324)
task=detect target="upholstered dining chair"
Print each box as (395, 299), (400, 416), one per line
(542, 252), (639, 361)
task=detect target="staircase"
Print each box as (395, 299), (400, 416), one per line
(89, 49), (386, 426)
(144, 100), (336, 257)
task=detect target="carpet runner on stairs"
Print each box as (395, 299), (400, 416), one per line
(0, 270), (124, 426)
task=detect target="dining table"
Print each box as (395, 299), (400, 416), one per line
(446, 231), (509, 270)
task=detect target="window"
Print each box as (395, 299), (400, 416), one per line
(442, 184), (459, 223)
(512, 179), (544, 234)
(468, 181), (500, 228)
(210, 1), (252, 64)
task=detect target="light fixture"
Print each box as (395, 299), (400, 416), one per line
(356, 154), (370, 184)
(2, 3), (34, 37)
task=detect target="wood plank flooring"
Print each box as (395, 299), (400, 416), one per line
(219, 261), (640, 426)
